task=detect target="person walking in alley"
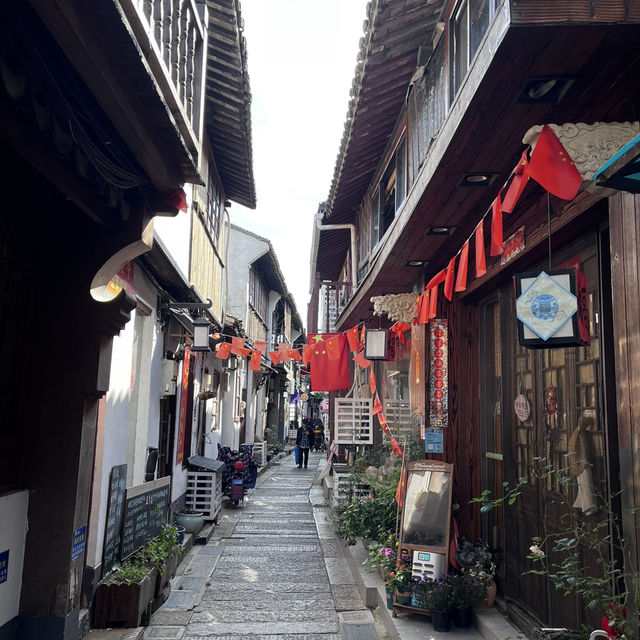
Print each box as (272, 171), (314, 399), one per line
(296, 419), (315, 469)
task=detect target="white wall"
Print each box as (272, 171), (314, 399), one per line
(0, 490), (28, 628)
(153, 190), (192, 282)
(90, 266), (164, 567)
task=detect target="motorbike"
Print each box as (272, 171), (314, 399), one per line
(229, 459), (245, 506)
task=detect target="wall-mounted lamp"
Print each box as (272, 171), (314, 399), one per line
(364, 329), (389, 360)
(226, 355), (238, 371)
(191, 315), (211, 351)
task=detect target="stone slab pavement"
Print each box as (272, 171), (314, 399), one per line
(145, 451), (374, 640)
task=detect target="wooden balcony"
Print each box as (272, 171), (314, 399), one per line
(30, 0), (210, 192)
(121, 0), (207, 163)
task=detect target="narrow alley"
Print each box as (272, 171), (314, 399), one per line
(143, 452), (380, 640)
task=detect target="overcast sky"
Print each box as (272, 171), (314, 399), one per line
(229, 0), (370, 328)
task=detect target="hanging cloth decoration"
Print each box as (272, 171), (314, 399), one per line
(307, 333), (350, 392)
(288, 349), (302, 361)
(326, 335), (342, 361)
(489, 195), (504, 257)
(249, 350), (262, 371)
(215, 342), (232, 359)
(426, 269), (447, 319)
(444, 255), (456, 301)
(378, 412), (390, 434)
(302, 343), (315, 366)
(454, 240), (469, 293)
(369, 368), (377, 394)
(390, 322), (411, 343)
(417, 289), (430, 325)
(502, 149), (530, 213)
(268, 350), (282, 365)
(475, 221), (487, 278)
(372, 393), (383, 416)
(253, 340), (269, 352)
(390, 436), (404, 458)
(353, 349), (372, 369)
(526, 125), (582, 200)
(346, 325), (363, 352)
(395, 469), (406, 506)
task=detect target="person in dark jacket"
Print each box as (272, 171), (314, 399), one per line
(296, 419), (315, 469)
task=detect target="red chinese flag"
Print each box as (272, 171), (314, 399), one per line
(454, 241), (469, 292)
(527, 125), (582, 200)
(278, 342), (291, 353)
(164, 187), (188, 212)
(326, 335), (341, 361)
(490, 195), (503, 256)
(268, 350), (281, 365)
(372, 393), (383, 416)
(369, 369), (376, 394)
(346, 326), (361, 352)
(215, 342), (232, 359)
(302, 344), (314, 366)
(426, 269), (446, 319)
(231, 345), (251, 358)
(288, 349), (301, 361)
(444, 255), (456, 301)
(390, 436), (404, 458)
(360, 325), (366, 345)
(254, 340), (269, 352)
(378, 412), (390, 434)
(232, 337), (245, 349)
(307, 333), (350, 392)
(502, 150), (530, 213)
(250, 350), (262, 371)
(395, 469), (406, 506)
(475, 222), (487, 277)
(278, 351), (291, 363)
(417, 290), (430, 325)
(353, 350), (372, 369)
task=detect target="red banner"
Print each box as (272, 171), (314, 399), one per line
(176, 347), (191, 464)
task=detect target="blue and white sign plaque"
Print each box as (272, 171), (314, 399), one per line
(0, 549), (8, 584)
(71, 526), (86, 560)
(516, 271), (577, 341)
(425, 428), (444, 453)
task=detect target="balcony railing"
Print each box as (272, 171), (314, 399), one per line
(122, 0), (207, 160)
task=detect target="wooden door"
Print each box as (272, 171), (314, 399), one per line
(481, 229), (618, 629)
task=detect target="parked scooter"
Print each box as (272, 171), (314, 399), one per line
(229, 458), (245, 506)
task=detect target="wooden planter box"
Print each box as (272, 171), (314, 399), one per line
(152, 548), (179, 608)
(94, 566), (157, 628)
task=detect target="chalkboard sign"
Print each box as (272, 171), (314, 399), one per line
(121, 476), (170, 559)
(101, 464), (127, 578)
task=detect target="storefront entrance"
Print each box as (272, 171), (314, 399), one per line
(479, 228), (619, 630)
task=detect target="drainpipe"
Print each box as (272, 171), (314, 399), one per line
(309, 211), (358, 296)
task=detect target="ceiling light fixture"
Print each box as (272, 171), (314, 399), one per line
(459, 173), (499, 187)
(426, 226), (456, 236)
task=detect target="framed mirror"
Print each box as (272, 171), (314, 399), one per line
(398, 460), (454, 579)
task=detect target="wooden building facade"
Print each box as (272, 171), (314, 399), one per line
(310, 0), (640, 633)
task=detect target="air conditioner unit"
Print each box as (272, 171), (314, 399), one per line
(161, 360), (178, 396)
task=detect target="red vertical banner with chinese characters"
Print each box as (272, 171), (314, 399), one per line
(176, 347), (191, 464)
(429, 320), (448, 428)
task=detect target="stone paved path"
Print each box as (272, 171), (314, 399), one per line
(145, 451), (378, 640)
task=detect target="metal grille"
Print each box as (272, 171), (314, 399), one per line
(334, 398), (373, 444)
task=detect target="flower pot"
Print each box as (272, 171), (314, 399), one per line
(174, 511), (204, 534)
(385, 586), (394, 610)
(94, 566), (157, 628)
(431, 609), (452, 632)
(477, 576), (496, 607)
(453, 606), (474, 628)
(395, 589), (412, 606)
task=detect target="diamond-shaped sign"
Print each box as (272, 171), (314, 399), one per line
(516, 271), (577, 341)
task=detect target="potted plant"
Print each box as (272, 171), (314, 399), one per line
(94, 558), (158, 628)
(450, 572), (485, 627)
(137, 524), (182, 602)
(454, 538), (496, 607)
(413, 574), (455, 632)
(386, 552), (414, 606)
(174, 508), (204, 534)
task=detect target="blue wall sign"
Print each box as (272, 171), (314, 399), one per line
(71, 526), (86, 560)
(0, 549), (8, 584)
(425, 428), (444, 453)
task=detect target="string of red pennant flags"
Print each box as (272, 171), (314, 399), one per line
(416, 125), (582, 323)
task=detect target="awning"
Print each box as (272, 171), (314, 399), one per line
(592, 134), (640, 193)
